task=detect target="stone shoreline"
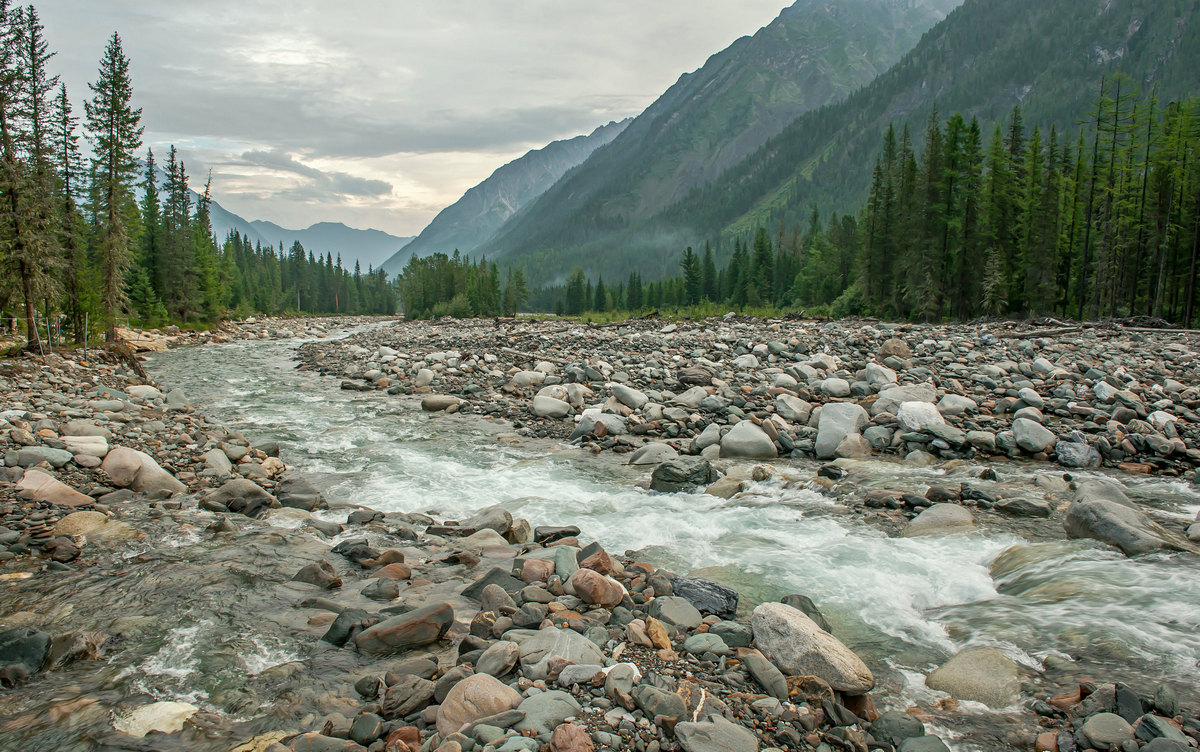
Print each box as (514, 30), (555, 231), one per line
(0, 315), (1194, 752)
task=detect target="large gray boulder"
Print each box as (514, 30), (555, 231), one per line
(1065, 480), (1192, 556)
(872, 384), (936, 416)
(815, 403), (869, 459)
(202, 478), (279, 518)
(518, 627), (605, 680)
(719, 421), (777, 459)
(1012, 418), (1055, 453)
(775, 394), (812, 423)
(627, 442), (678, 466)
(675, 715), (759, 752)
(750, 602), (873, 694)
(101, 446), (186, 497)
(925, 648), (1020, 708)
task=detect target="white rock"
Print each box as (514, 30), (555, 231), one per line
(815, 403), (868, 459)
(897, 401), (945, 432)
(114, 701), (198, 737)
(720, 421), (777, 459)
(531, 396), (571, 419)
(62, 435), (108, 458)
(751, 603), (874, 694)
(512, 371), (546, 388)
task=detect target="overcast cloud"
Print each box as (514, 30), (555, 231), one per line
(35, 0), (787, 236)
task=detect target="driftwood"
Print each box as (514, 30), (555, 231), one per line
(500, 347), (575, 366)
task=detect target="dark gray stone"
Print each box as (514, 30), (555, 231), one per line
(671, 576), (739, 619)
(650, 456), (718, 492)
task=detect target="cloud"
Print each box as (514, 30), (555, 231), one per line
(34, 0), (789, 235)
(240, 148), (392, 197)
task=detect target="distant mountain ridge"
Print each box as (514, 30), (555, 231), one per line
(379, 119), (630, 277)
(206, 202), (411, 272)
(478, 0), (962, 282)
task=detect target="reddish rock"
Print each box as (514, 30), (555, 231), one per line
(844, 692), (879, 722)
(580, 550), (614, 575)
(371, 563), (412, 580)
(568, 568), (624, 608)
(1118, 462), (1153, 474)
(384, 726), (420, 752)
(366, 550), (406, 567)
(1048, 689), (1081, 711)
(550, 723), (596, 752)
(1035, 731), (1058, 752)
(521, 558), (555, 583)
(645, 616), (672, 650)
(436, 673), (522, 736)
(354, 602), (453, 654)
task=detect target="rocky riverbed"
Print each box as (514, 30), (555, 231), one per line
(0, 315), (1196, 752)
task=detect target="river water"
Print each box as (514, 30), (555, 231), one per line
(147, 332), (1200, 709)
(5, 328), (1195, 751)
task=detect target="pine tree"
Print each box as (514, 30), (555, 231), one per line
(701, 241), (717, 301)
(680, 246), (701, 304)
(54, 82), (89, 342)
(84, 32), (143, 341)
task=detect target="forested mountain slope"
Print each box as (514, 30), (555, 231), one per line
(479, 0), (962, 282)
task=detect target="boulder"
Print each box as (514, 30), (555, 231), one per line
(514, 690), (582, 737)
(101, 447), (186, 497)
(1056, 441), (1102, 469)
(62, 435), (108, 458)
(611, 384), (648, 410)
(871, 710), (926, 746)
(354, 602), (454, 654)
(275, 474), (329, 511)
(436, 673), (522, 737)
(815, 403), (869, 460)
(1080, 713), (1134, 749)
(568, 568), (624, 608)
(650, 457), (717, 492)
(675, 715), (760, 752)
(1065, 480), (1191, 556)
(925, 648), (1020, 708)
(649, 595), (703, 629)
(719, 421), (777, 459)
(421, 395), (460, 412)
(670, 576), (739, 619)
(903, 504), (976, 537)
(775, 395), (812, 423)
(201, 448), (233, 475)
(750, 603), (874, 694)
(519, 627), (605, 680)
(872, 384), (936, 416)
(532, 396), (571, 419)
(0, 627), (50, 674)
(16, 468), (92, 508)
(1013, 418), (1056, 453)
(897, 402), (945, 432)
(203, 478), (279, 518)
(113, 701), (199, 737)
(627, 442), (678, 465)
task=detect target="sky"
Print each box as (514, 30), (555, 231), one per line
(35, 0), (788, 237)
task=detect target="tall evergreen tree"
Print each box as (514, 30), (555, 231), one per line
(84, 32), (143, 341)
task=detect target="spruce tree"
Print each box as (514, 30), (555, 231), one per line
(84, 32), (143, 341)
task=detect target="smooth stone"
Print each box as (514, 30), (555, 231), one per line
(113, 701), (199, 737)
(518, 627), (605, 681)
(421, 395), (461, 412)
(513, 690), (582, 737)
(871, 710), (926, 746)
(750, 603), (873, 694)
(719, 421), (777, 459)
(1013, 418), (1056, 453)
(1065, 480), (1190, 556)
(101, 446), (186, 497)
(674, 715), (760, 752)
(648, 596), (702, 630)
(902, 504), (975, 537)
(627, 442), (678, 465)
(897, 401), (945, 432)
(531, 396), (571, 419)
(1081, 713), (1134, 749)
(16, 468), (92, 507)
(354, 602), (454, 654)
(436, 673), (523, 737)
(815, 403), (869, 460)
(670, 576), (739, 619)
(925, 648), (1020, 708)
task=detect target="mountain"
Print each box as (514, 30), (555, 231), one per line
(247, 219), (412, 272)
(206, 204), (412, 272)
(662, 0), (1200, 248)
(379, 119), (630, 277)
(478, 0), (963, 282)
(495, 0), (1200, 283)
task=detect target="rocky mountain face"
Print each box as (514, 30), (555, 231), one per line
(380, 119), (630, 276)
(478, 0), (962, 281)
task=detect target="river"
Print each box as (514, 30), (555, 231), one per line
(145, 331), (1200, 734)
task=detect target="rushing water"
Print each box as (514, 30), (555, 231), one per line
(7, 327), (1193, 751)
(143, 332), (1200, 708)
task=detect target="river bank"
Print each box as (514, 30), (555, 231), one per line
(0, 316), (1195, 752)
